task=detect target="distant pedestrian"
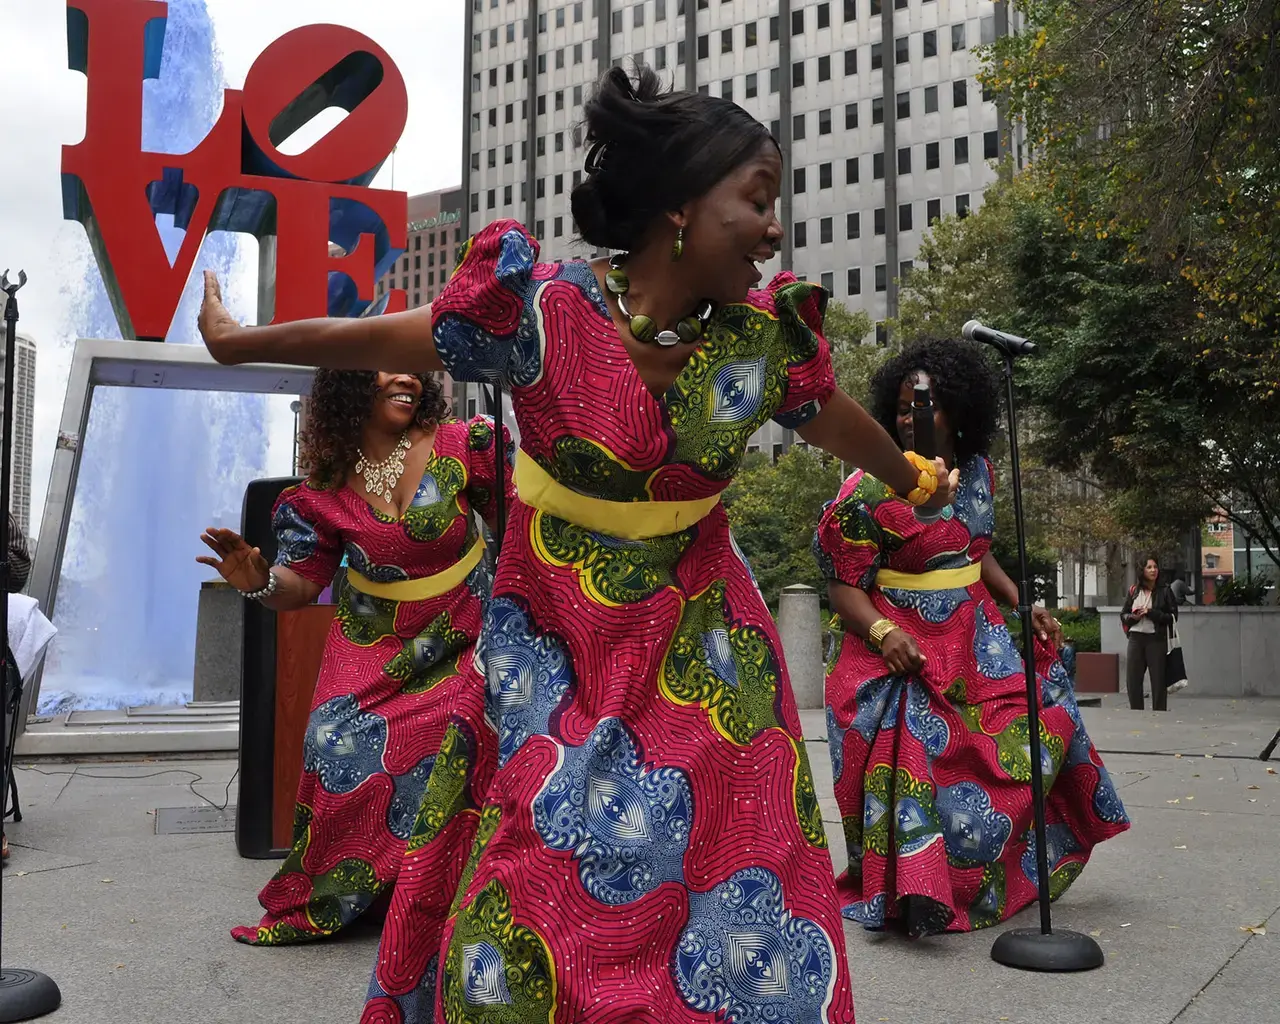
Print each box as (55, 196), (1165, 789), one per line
(1120, 554), (1182, 711)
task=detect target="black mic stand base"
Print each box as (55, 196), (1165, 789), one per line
(991, 927), (1104, 973)
(0, 969), (61, 1022)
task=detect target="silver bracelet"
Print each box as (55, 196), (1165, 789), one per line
(241, 570), (279, 602)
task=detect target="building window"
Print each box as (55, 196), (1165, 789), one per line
(574, 84), (583, 105)
(923, 29), (938, 57)
(953, 80), (968, 107)
(503, 184), (512, 205)
(898, 147), (911, 174)
(819, 108), (832, 135)
(794, 221), (808, 247)
(538, 10), (547, 31)
(794, 167), (807, 193)
(487, 149), (496, 168)
(845, 103), (858, 130)
(981, 15), (996, 43)
(846, 212), (860, 239)
(876, 321), (888, 345)
(927, 198), (941, 223)
(722, 78), (733, 99)
(924, 85), (938, 114)
(488, 109), (497, 126)
(871, 42), (883, 70)
(634, 4), (645, 26)
(874, 208), (885, 234)
(555, 90), (564, 111)
(793, 113), (806, 141)
(504, 143), (513, 163)
(872, 96), (884, 124)
(537, 136), (546, 156)
(574, 42), (583, 64)
(554, 216), (564, 236)
(896, 36), (909, 63)
(771, 119), (781, 139)
(899, 204), (913, 231)
(846, 157), (859, 184)
(819, 163), (832, 188)
(470, 193), (479, 213)
(655, 0), (665, 19)
(538, 53), (546, 73)
(955, 136), (969, 163)
(612, 9), (622, 32)
(818, 2), (831, 28)
(655, 45), (668, 69)
(575, 1), (584, 21)
(745, 21), (757, 46)
(555, 131), (564, 152)
(536, 178), (545, 199)
(471, 152), (480, 171)
(897, 91), (910, 119)
(535, 218), (545, 237)
(506, 22), (515, 42)
(820, 217), (833, 244)
(847, 268), (861, 294)
(471, 112), (480, 132)
(900, 260), (914, 282)
(875, 265), (886, 292)
(678, 40), (686, 64)
(871, 0), (881, 14)
(984, 129), (1000, 159)
(926, 141), (940, 169)
(486, 188), (496, 208)
(722, 28), (733, 53)
(952, 23), (967, 50)
(770, 67), (780, 93)
(845, 49), (857, 75)
(793, 62), (805, 87)
(489, 27), (498, 46)
(873, 152), (884, 179)
(554, 173), (563, 194)
(556, 48), (565, 69)
(536, 95), (546, 116)
(844, 0), (856, 21)
(792, 8), (804, 33)
(471, 72), (481, 93)
(745, 72), (758, 98)
(770, 15), (779, 41)
(698, 34), (709, 59)
(818, 54), (832, 82)
(490, 67), (498, 87)
(956, 193), (971, 216)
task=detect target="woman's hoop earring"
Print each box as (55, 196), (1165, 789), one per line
(671, 226), (684, 262)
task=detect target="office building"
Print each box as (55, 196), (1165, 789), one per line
(0, 331), (37, 535)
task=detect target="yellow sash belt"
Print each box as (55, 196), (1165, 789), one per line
(514, 449), (720, 541)
(876, 562), (982, 591)
(345, 537), (486, 601)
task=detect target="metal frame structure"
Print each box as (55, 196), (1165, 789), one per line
(18, 338), (315, 739)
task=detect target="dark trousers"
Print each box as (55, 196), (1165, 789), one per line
(1126, 631), (1168, 711)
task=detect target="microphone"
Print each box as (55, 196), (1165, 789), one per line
(962, 319), (1036, 357)
(910, 377), (943, 524)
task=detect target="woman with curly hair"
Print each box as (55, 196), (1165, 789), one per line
(814, 338), (1130, 936)
(197, 369), (513, 962)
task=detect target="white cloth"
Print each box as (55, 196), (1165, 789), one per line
(7, 593), (56, 681)
(1130, 587), (1156, 633)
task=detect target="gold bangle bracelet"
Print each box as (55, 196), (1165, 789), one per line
(867, 617), (899, 650)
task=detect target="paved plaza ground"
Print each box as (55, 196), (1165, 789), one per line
(3, 695), (1277, 1024)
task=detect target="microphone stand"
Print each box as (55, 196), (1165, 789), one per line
(0, 270), (61, 1020)
(989, 341), (1104, 972)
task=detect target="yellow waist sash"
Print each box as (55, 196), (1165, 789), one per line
(514, 449), (720, 541)
(876, 563), (982, 591)
(345, 537), (486, 601)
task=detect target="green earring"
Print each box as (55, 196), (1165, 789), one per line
(671, 226), (684, 262)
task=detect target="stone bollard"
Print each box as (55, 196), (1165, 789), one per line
(777, 583), (824, 710)
(192, 579), (243, 703)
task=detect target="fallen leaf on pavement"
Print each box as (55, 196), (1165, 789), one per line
(13, 871), (27, 877)
(1089, 930), (1102, 937)
(1267, 768), (1277, 775)
(1167, 798), (1181, 804)
(1174, 845), (1188, 850)
(1248, 785), (1261, 790)
(1121, 922), (1132, 928)
(1242, 925), (1267, 936)
(1206, 754), (1215, 759)
(100, 879), (114, 884)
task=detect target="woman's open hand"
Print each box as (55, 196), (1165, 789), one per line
(197, 271), (244, 364)
(197, 526), (270, 594)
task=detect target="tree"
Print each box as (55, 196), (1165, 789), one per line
(723, 447), (844, 609)
(823, 301), (886, 404)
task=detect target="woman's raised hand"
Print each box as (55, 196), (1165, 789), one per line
(197, 526), (271, 594)
(197, 271), (244, 364)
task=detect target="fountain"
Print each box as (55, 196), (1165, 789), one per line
(37, 0), (275, 714)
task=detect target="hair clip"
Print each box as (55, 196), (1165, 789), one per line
(585, 140), (611, 176)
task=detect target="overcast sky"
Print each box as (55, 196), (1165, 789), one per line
(0, 0), (464, 536)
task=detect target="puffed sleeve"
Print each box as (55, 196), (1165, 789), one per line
(812, 470), (890, 591)
(271, 483), (344, 588)
(464, 414), (518, 528)
(431, 219), (539, 386)
(767, 274), (838, 430)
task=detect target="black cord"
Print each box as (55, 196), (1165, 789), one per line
(15, 765), (239, 812)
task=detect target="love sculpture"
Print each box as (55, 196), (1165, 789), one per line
(61, 0), (409, 340)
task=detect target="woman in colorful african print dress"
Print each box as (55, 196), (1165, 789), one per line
(814, 339), (1130, 937)
(198, 369), (511, 950)
(199, 67), (958, 1024)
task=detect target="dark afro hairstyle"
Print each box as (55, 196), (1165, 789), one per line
(299, 370), (449, 489)
(570, 63), (777, 252)
(868, 338), (1001, 465)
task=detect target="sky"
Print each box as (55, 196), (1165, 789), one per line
(0, 0), (464, 538)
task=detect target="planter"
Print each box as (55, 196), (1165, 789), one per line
(1074, 651), (1119, 693)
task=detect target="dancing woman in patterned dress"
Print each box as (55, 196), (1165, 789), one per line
(199, 67), (957, 1023)
(198, 369), (511, 949)
(814, 339), (1130, 937)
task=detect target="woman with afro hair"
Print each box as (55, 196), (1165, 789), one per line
(197, 369), (513, 977)
(814, 338), (1129, 936)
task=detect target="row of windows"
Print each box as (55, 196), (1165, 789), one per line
(789, 131), (998, 195)
(792, 193), (971, 251)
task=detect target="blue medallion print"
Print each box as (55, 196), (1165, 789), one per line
(366, 955), (438, 1024)
(386, 754), (437, 841)
(1019, 822), (1081, 886)
(676, 867), (836, 1024)
(954, 455), (995, 540)
(904, 682), (950, 758)
(534, 717), (691, 905)
(273, 500), (318, 566)
(972, 604), (1024, 680)
(894, 795), (941, 856)
(701, 629), (740, 689)
(936, 780), (1013, 863)
(303, 694), (387, 795)
(774, 398), (822, 430)
(483, 598), (573, 767)
(843, 891), (888, 927)
(345, 541), (412, 585)
(825, 706), (848, 783)
(461, 942), (513, 1006)
(882, 586), (970, 624)
(409, 471), (443, 508)
(710, 357), (768, 425)
(851, 675), (898, 742)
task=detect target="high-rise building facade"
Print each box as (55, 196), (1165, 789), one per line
(1, 332), (37, 536)
(377, 187), (467, 310)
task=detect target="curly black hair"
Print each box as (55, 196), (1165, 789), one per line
(868, 338), (1001, 464)
(299, 370), (449, 488)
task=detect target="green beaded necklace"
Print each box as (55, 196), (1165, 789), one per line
(605, 254), (715, 347)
